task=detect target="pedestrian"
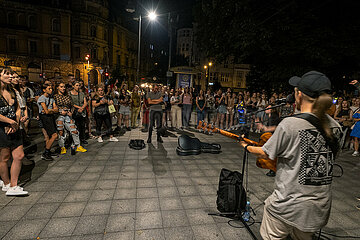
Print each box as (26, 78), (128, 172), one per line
(69, 81), (88, 145)
(92, 85), (118, 142)
(181, 87), (192, 128)
(37, 83), (58, 161)
(0, 67), (28, 196)
(54, 82), (87, 155)
(146, 84), (163, 143)
(130, 85), (141, 128)
(117, 88), (131, 131)
(170, 89), (182, 129)
(196, 89), (206, 127)
(240, 71), (342, 240)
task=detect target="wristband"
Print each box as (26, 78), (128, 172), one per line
(244, 145), (250, 152)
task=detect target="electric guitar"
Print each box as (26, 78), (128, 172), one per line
(197, 121), (277, 172)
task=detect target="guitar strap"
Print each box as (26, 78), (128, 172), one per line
(292, 113), (339, 158)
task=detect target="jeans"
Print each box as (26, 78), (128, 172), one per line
(73, 115), (86, 141)
(148, 110), (162, 138)
(182, 104), (192, 127)
(94, 113), (112, 136)
(197, 109), (205, 126)
(56, 115), (80, 147)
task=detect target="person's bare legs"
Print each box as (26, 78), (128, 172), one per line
(46, 133), (58, 150)
(220, 113), (225, 129)
(0, 148), (11, 185)
(10, 145), (25, 187)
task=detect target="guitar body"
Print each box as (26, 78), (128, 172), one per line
(198, 121), (278, 172)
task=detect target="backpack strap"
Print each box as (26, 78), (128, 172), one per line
(292, 113), (339, 157)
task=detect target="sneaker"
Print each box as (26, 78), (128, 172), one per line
(352, 151), (359, 156)
(109, 137), (118, 142)
(356, 197), (360, 201)
(41, 152), (54, 161)
(0, 180), (3, 188)
(126, 127), (131, 131)
(50, 151), (59, 157)
(76, 146), (87, 152)
(71, 146), (76, 155)
(97, 137), (103, 143)
(60, 147), (67, 155)
(2, 183), (10, 192)
(157, 136), (163, 143)
(6, 186), (28, 196)
(357, 205), (360, 210)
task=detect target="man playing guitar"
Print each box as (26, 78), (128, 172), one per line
(240, 71), (342, 240)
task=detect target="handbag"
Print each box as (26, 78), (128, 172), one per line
(108, 104), (116, 114)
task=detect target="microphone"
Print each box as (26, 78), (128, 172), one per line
(275, 93), (295, 104)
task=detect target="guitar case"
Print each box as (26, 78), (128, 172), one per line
(176, 134), (221, 156)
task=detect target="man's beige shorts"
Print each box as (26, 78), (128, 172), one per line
(260, 207), (314, 240)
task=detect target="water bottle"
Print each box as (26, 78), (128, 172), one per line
(242, 201), (251, 222)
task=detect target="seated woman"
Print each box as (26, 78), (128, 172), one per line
(54, 82), (87, 155)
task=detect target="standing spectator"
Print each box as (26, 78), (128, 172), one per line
(130, 85), (141, 128)
(350, 107), (360, 156)
(19, 75), (34, 138)
(118, 88), (131, 131)
(170, 89), (182, 129)
(92, 86), (118, 142)
(70, 81), (88, 145)
(37, 83), (58, 161)
(181, 87), (192, 128)
(54, 82), (87, 155)
(225, 92), (236, 130)
(141, 88), (150, 132)
(205, 90), (216, 124)
(162, 87), (171, 128)
(147, 84), (163, 143)
(216, 89), (227, 129)
(196, 89), (206, 127)
(0, 67), (28, 196)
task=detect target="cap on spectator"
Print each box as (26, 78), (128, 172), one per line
(289, 71), (332, 98)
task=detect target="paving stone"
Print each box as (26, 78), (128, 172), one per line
(174, 177), (193, 186)
(181, 196), (205, 209)
(64, 190), (92, 202)
(38, 190), (69, 203)
(116, 179), (137, 189)
(135, 229), (165, 240)
(177, 186), (198, 196)
(53, 202), (86, 217)
(192, 224), (225, 240)
(186, 209), (216, 225)
(40, 217), (79, 238)
(73, 215), (108, 235)
(72, 180), (97, 190)
(136, 198), (160, 212)
(71, 233), (104, 240)
(158, 186), (179, 197)
(96, 180), (118, 189)
(0, 204), (32, 221)
(79, 173), (101, 181)
(164, 226), (195, 240)
(106, 213), (136, 232)
(161, 210), (190, 228)
(109, 199), (135, 214)
(83, 200), (112, 216)
(104, 231), (134, 240)
(2, 219), (48, 240)
(0, 221), (17, 239)
(137, 187), (158, 198)
(159, 197), (183, 211)
(135, 211), (162, 230)
(114, 188), (136, 199)
(90, 189), (115, 201)
(8, 191), (45, 205)
(24, 203), (60, 219)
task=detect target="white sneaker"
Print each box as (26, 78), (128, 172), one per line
(6, 186), (28, 196)
(97, 137), (103, 143)
(109, 137), (118, 142)
(0, 180), (3, 188)
(352, 151), (359, 156)
(2, 183), (10, 192)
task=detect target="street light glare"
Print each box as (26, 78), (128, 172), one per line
(148, 11), (157, 21)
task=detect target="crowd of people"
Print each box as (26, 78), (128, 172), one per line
(0, 66), (360, 197)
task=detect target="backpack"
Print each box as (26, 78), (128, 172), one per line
(128, 139), (146, 150)
(216, 168), (247, 214)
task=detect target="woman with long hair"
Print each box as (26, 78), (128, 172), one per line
(196, 89), (206, 127)
(0, 67), (28, 195)
(170, 89), (182, 129)
(225, 91), (236, 130)
(216, 89), (226, 129)
(181, 87), (192, 128)
(54, 82), (87, 155)
(69, 81), (88, 145)
(92, 85), (118, 142)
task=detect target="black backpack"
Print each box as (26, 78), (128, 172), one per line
(216, 168), (247, 213)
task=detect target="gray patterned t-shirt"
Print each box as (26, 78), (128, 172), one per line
(262, 113), (342, 232)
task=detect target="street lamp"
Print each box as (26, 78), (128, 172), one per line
(126, 7), (157, 85)
(85, 54), (90, 94)
(205, 62), (213, 90)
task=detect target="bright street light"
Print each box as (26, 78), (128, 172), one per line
(209, 62), (212, 67)
(148, 11), (157, 21)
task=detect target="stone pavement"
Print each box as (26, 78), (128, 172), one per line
(0, 128), (359, 240)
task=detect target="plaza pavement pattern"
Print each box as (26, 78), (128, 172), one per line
(0, 128), (359, 240)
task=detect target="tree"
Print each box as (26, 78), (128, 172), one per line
(194, 0), (360, 90)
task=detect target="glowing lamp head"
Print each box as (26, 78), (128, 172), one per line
(148, 11), (157, 21)
(204, 65), (207, 69)
(209, 62), (212, 67)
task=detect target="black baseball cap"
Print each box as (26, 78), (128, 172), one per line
(289, 71), (332, 98)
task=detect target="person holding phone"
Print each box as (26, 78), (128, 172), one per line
(0, 67), (28, 196)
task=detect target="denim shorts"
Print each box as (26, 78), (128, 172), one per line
(119, 105), (130, 115)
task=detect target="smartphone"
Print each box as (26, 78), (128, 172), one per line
(332, 98), (337, 104)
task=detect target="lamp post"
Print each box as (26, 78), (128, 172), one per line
(126, 7), (157, 85)
(204, 62), (213, 90)
(85, 54), (90, 94)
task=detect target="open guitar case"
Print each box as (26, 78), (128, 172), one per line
(176, 134), (221, 156)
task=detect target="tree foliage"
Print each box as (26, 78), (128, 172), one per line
(194, 0), (360, 90)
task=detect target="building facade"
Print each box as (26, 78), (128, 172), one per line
(0, 0), (138, 86)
